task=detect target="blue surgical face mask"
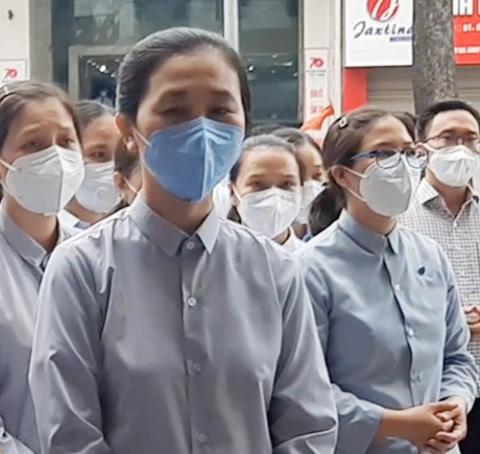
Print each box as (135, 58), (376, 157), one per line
(136, 117), (244, 202)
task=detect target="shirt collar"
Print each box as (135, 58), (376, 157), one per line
(338, 210), (400, 255)
(418, 178), (480, 206)
(0, 204), (49, 268)
(57, 209), (91, 230)
(128, 195), (220, 257)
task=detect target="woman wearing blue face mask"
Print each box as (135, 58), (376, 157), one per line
(29, 27), (337, 454)
(0, 81), (85, 453)
(299, 108), (478, 454)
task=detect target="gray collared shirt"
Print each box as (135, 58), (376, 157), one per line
(29, 195), (337, 454)
(400, 179), (480, 395)
(298, 210), (477, 454)
(0, 205), (74, 454)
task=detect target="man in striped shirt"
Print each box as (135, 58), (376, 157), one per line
(400, 100), (480, 454)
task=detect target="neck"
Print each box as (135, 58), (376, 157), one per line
(4, 196), (58, 252)
(143, 178), (213, 235)
(426, 172), (469, 217)
(346, 200), (396, 235)
(66, 199), (105, 225)
(274, 228), (291, 245)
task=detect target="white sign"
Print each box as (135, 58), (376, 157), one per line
(0, 60), (28, 83)
(304, 48), (329, 120)
(344, 0), (413, 67)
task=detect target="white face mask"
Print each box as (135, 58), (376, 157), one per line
(296, 180), (326, 224)
(236, 187), (301, 239)
(345, 156), (421, 217)
(75, 161), (119, 213)
(0, 146), (85, 215)
(428, 145), (479, 188)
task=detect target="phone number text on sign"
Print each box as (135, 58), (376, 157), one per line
(0, 60), (28, 84)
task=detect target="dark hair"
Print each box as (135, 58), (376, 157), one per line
(114, 141), (139, 179)
(228, 134), (303, 223)
(117, 27), (251, 130)
(230, 134), (304, 183)
(318, 108), (395, 213)
(249, 123), (284, 136)
(308, 189), (343, 237)
(393, 111), (417, 141)
(75, 100), (114, 132)
(0, 81), (80, 153)
(273, 127), (321, 152)
(417, 100), (480, 141)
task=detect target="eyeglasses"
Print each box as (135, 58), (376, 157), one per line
(425, 133), (480, 152)
(346, 147), (428, 170)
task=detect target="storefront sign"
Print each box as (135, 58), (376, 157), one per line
(304, 48), (330, 119)
(0, 60), (28, 83)
(344, 0), (480, 67)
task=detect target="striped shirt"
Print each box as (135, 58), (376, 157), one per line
(400, 179), (480, 395)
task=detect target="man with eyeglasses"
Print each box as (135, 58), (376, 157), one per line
(400, 100), (480, 454)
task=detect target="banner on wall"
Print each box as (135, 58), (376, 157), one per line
(0, 60), (28, 84)
(303, 49), (333, 141)
(304, 49), (330, 119)
(344, 0), (480, 67)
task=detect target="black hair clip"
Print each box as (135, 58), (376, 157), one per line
(338, 116), (349, 129)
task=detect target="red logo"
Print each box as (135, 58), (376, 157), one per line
(4, 68), (18, 80)
(309, 57), (325, 69)
(367, 0), (400, 22)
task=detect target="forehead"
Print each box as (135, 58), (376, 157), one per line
(360, 115), (412, 150)
(11, 98), (75, 132)
(240, 147), (298, 176)
(144, 48), (241, 100)
(428, 109), (480, 136)
(83, 114), (119, 140)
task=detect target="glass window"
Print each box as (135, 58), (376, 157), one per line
(52, 0), (224, 90)
(239, 0), (299, 125)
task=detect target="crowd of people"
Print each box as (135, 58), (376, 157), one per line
(0, 26), (479, 454)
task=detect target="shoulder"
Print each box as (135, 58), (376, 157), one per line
(217, 218), (303, 288)
(397, 225), (450, 269)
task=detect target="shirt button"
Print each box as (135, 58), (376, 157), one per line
(186, 297), (197, 307)
(187, 360), (202, 375)
(394, 284), (401, 292)
(406, 327), (415, 337)
(195, 432), (207, 443)
(186, 241), (195, 250)
(411, 371), (421, 382)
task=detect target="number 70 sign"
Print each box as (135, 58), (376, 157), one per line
(0, 60), (28, 83)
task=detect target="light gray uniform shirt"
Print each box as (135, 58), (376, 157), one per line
(29, 195), (337, 454)
(0, 204), (74, 454)
(298, 210), (477, 454)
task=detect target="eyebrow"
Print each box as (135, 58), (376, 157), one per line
(19, 124), (75, 136)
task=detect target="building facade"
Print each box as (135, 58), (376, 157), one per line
(0, 0), (340, 126)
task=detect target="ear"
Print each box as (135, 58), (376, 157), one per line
(115, 114), (136, 144)
(229, 182), (239, 207)
(330, 165), (352, 191)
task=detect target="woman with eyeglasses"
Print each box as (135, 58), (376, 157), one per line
(298, 108), (477, 454)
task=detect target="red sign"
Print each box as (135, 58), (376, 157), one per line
(367, 0), (400, 22)
(309, 57), (325, 69)
(454, 6), (480, 65)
